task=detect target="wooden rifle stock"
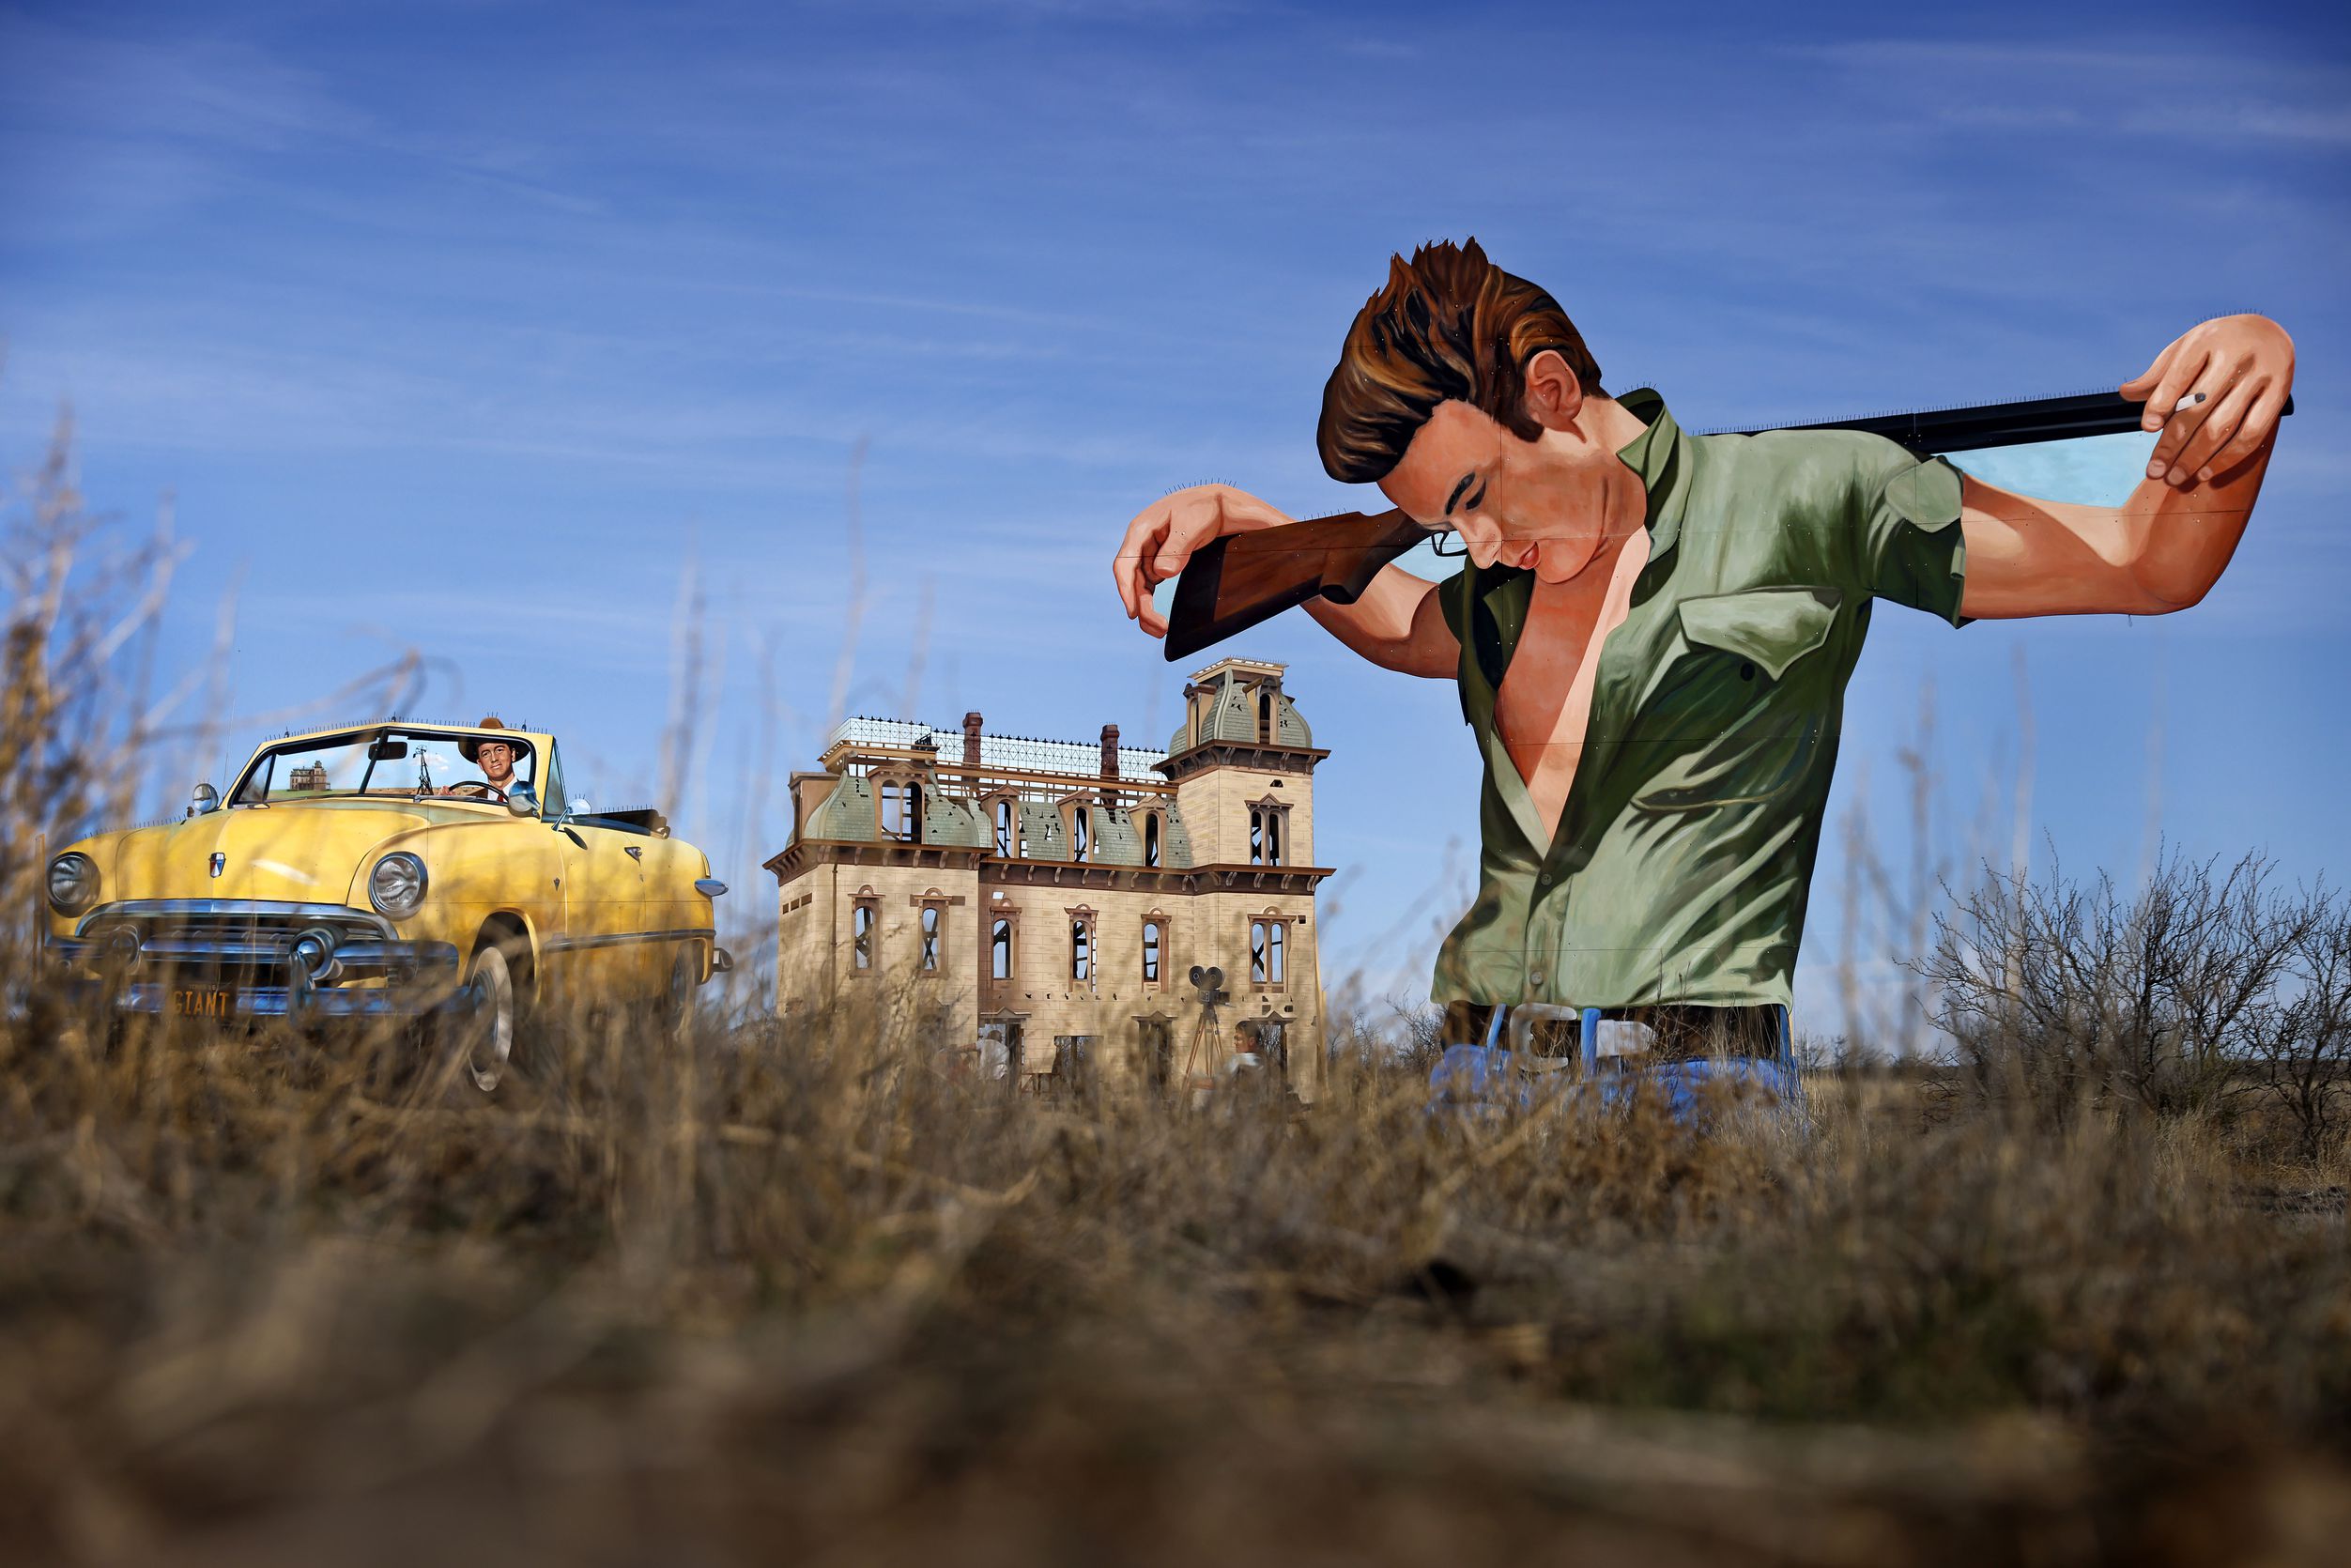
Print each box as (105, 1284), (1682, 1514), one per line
(1162, 508), (1425, 662)
(1160, 387), (2294, 663)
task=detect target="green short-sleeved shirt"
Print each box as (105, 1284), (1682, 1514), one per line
(1431, 390), (1968, 1010)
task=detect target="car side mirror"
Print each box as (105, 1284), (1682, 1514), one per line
(505, 781), (539, 817)
(188, 782), (220, 818)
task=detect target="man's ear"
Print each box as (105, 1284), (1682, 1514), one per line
(1522, 349), (1585, 430)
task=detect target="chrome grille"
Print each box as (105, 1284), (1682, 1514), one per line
(77, 901), (395, 983)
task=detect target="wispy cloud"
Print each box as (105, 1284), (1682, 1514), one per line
(0, 9), (362, 149)
(1797, 36), (2351, 146)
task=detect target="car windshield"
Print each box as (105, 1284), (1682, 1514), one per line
(231, 728), (538, 804)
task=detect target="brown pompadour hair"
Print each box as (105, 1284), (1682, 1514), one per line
(1315, 238), (1604, 484)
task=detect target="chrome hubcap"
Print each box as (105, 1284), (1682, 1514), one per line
(466, 946), (515, 1093)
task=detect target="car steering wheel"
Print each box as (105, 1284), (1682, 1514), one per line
(445, 780), (509, 803)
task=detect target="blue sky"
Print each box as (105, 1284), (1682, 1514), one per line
(5, 0), (2346, 1036)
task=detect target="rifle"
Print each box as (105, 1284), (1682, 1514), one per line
(1161, 388), (2294, 661)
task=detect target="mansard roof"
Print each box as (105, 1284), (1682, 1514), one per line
(1164, 661), (1313, 759)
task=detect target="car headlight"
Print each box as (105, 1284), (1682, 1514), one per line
(47, 852), (100, 915)
(369, 852), (428, 918)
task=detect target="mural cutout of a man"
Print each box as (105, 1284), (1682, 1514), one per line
(445, 715), (527, 801)
(1112, 240), (2294, 1051)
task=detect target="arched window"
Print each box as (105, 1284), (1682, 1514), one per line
(853, 903), (876, 971)
(919, 905), (941, 973)
(1258, 689), (1274, 742)
(1249, 916), (1284, 986)
(1070, 916), (1093, 982)
(1141, 918), (1162, 985)
(1143, 811), (1160, 868)
(993, 798), (1014, 857)
(991, 915), (1015, 980)
(1070, 805), (1089, 864)
(1250, 802), (1288, 866)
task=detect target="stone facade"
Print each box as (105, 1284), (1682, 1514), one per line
(765, 658), (1332, 1098)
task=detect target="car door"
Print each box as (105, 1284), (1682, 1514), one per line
(552, 818), (649, 1000)
(534, 749), (647, 1000)
(636, 831), (712, 992)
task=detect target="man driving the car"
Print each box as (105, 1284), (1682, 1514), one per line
(443, 716), (528, 800)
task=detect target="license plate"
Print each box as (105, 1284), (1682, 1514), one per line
(170, 988), (236, 1019)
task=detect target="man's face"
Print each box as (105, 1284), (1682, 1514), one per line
(477, 741), (516, 783)
(1376, 399), (1623, 585)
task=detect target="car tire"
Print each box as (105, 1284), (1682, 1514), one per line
(457, 940), (519, 1093)
(659, 946), (697, 1034)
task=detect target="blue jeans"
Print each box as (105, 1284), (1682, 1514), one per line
(1426, 1005), (1802, 1123)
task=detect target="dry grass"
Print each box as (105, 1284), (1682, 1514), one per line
(7, 416), (2349, 1565)
(0, 992), (2344, 1566)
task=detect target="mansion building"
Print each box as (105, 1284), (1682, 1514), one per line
(765, 658), (1331, 1097)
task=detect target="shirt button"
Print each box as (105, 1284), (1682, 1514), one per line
(1538, 872), (1552, 887)
(1528, 968), (1544, 988)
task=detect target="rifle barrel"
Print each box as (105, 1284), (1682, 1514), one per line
(1716, 388), (2293, 454)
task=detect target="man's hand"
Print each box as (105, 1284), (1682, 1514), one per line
(1112, 484), (1292, 638)
(2121, 315), (2295, 487)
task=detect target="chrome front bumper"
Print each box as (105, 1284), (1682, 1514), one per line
(54, 977), (480, 1021)
(47, 899), (471, 1021)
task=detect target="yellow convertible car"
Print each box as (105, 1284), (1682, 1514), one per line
(42, 717), (731, 1090)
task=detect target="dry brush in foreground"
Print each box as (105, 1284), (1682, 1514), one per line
(0, 986), (2344, 1567)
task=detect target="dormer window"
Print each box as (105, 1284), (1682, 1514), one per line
(879, 777), (922, 842)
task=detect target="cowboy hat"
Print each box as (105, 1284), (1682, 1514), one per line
(458, 716), (523, 763)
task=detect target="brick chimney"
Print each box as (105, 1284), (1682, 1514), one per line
(1099, 723), (1120, 806)
(962, 712), (983, 769)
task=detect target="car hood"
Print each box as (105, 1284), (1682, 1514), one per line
(87, 799), (503, 908)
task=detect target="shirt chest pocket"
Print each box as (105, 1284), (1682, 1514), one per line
(1631, 586), (1842, 813)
